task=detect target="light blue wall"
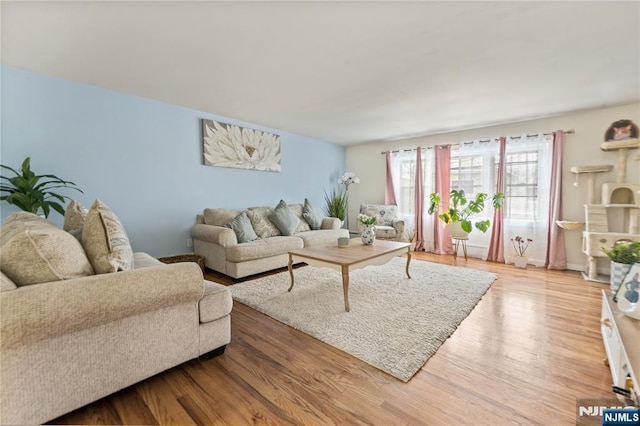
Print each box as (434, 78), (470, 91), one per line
(0, 66), (346, 257)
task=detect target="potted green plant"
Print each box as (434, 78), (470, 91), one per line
(428, 189), (504, 238)
(602, 240), (640, 293)
(324, 188), (347, 223)
(0, 157), (83, 218)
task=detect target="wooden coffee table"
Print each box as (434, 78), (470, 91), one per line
(287, 239), (411, 312)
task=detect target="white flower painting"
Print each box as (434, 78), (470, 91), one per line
(202, 119), (281, 172)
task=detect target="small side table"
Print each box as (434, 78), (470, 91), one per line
(452, 238), (468, 260)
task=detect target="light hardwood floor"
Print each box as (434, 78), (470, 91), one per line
(55, 252), (613, 425)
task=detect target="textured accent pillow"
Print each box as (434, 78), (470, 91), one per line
(224, 211), (259, 243)
(82, 199), (134, 274)
(246, 206), (281, 238)
(268, 200), (300, 236)
(288, 203), (312, 233)
(302, 198), (325, 230)
(0, 219), (94, 286)
(63, 200), (88, 240)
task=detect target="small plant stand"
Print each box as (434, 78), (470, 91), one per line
(452, 237), (468, 260)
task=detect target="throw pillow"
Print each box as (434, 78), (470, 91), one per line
(63, 200), (88, 240)
(82, 199), (134, 274)
(224, 211), (259, 243)
(288, 203), (312, 233)
(268, 200), (300, 236)
(0, 219), (94, 286)
(246, 206), (282, 238)
(302, 198), (325, 230)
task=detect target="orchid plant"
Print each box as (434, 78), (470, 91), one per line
(338, 172), (360, 189)
(511, 236), (532, 257)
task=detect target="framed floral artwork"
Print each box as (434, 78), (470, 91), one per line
(201, 119), (281, 172)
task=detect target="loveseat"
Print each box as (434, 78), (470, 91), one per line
(191, 199), (350, 279)
(0, 206), (232, 425)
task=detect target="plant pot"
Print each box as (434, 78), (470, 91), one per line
(449, 222), (470, 239)
(610, 261), (632, 294)
(513, 255), (528, 269)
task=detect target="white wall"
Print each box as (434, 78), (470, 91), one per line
(345, 103), (640, 271)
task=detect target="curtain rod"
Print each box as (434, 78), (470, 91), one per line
(380, 129), (574, 154)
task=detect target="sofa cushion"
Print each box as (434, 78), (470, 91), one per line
(203, 208), (243, 227)
(374, 225), (397, 239)
(2, 211), (51, 226)
(302, 198), (325, 230)
(0, 271), (17, 292)
(225, 236), (303, 263)
(288, 203), (311, 233)
(246, 206), (281, 238)
(296, 228), (350, 248)
(82, 199), (134, 274)
(63, 200), (88, 240)
(224, 211), (259, 243)
(199, 280), (233, 323)
(268, 200), (300, 236)
(0, 218), (94, 286)
(0, 212), (52, 246)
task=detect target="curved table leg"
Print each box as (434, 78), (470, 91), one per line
(287, 253), (295, 292)
(342, 265), (350, 312)
(406, 248), (412, 279)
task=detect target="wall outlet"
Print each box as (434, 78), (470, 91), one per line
(186, 238), (193, 248)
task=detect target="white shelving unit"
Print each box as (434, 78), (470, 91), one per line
(601, 290), (639, 405)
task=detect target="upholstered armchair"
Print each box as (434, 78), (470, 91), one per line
(358, 204), (405, 241)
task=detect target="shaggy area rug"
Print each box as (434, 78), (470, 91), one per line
(230, 257), (497, 382)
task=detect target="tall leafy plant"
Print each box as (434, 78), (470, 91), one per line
(428, 189), (504, 233)
(324, 188), (347, 221)
(0, 157), (83, 218)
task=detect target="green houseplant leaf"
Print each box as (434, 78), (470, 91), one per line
(428, 189), (504, 234)
(602, 241), (640, 264)
(0, 157), (83, 218)
(324, 188), (347, 221)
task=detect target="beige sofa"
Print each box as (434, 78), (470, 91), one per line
(191, 202), (350, 279)
(0, 210), (232, 425)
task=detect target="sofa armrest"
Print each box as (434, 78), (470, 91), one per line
(321, 217), (342, 230)
(191, 223), (238, 247)
(392, 217), (406, 235)
(0, 262), (204, 351)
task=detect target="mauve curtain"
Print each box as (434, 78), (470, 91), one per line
(414, 147), (425, 251)
(385, 151), (398, 205)
(434, 145), (453, 254)
(487, 137), (506, 262)
(546, 131), (567, 269)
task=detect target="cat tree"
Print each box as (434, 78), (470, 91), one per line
(576, 138), (640, 282)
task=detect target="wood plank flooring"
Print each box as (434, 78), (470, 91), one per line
(55, 253), (614, 425)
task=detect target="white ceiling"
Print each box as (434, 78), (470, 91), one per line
(2, 1), (639, 145)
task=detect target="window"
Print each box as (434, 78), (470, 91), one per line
(450, 140), (547, 222)
(398, 158), (417, 214)
(450, 154), (485, 197)
(503, 150), (539, 220)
